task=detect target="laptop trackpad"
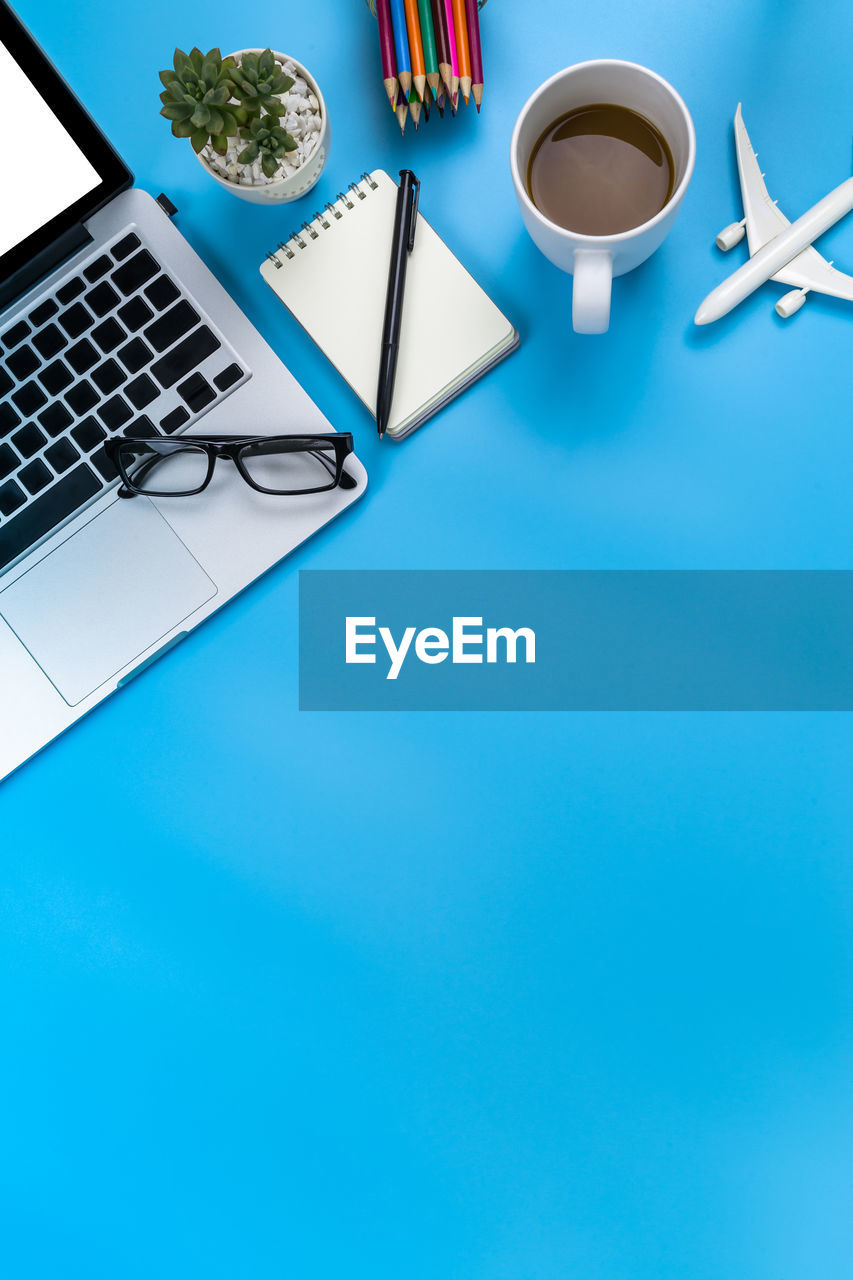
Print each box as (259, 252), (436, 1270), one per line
(0, 498), (217, 706)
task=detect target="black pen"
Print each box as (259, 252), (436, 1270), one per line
(376, 169), (420, 438)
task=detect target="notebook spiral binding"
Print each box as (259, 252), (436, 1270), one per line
(265, 172), (379, 268)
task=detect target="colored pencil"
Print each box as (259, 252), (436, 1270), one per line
(389, 0), (413, 97)
(417, 0), (441, 95)
(375, 0), (399, 109)
(421, 81), (432, 122)
(442, 0), (459, 100)
(409, 86), (422, 129)
(436, 86), (445, 116)
(464, 0), (483, 110)
(430, 0), (452, 94)
(403, 0), (427, 102)
(394, 81), (409, 133)
(451, 0), (471, 104)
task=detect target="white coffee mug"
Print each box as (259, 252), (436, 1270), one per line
(510, 60), (696, 334)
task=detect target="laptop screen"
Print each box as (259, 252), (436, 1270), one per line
(0, 2), (131, 306)
(0, 41), (101, 259)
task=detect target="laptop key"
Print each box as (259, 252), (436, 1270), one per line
(177, 372), (215, 413)
(160, 406), (190, 433)
(71, 417), (105, 451)
(86, 281), (120, 317)
(84, 254), (112, 283)
(45, 437), (80, 474)
(214, 363), (243, 392)
(29, 299), (58, 327)
(66, 380), (99, 416)
(33, 323), (67, 359)
(59, 302), (92, 339)
(0, 479), (26, 518)
(92, 360), (126, 395)
(145, 275), (181, 311)
(91, 317), (126, 354)
(0, 443), (16, 480)
(90, 445), (119, 482)
(144, 300), (199, 353)
(124, 415), (157, 438)
(56, 277), (85, 305)
(112, 249), (158, 296)
(11, 381), (47, 415)
(2, 320), (31, 349)
(117, 296), (153, 332)
(0, 462), (101, 572)
(7, 345), (39, 380)
(39, 360), (74, 396)
(0, 367), (13, 398)
(66, 337), (99, 374)
(126, 374), (158, 410)
(112, 232), (141, 262)
(118, 336), (152, 374)
(19, 458), (52, 495)
(0, 402), (21, 434)
(151, 326), (220, 389)
(12, 423), (46, 459)
(98, 396), (132, 430)
(38, 402), (74, 438)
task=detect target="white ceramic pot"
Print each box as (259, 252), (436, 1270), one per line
(197, 49), (330, 204)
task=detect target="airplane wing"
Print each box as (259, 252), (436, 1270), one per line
(735, 103), (853, 301)
(734, 103), (791, 254)
(771, 246), (853, 301)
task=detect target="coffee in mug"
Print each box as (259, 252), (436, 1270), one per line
(526, 104), (675, 237)
(510, 61), (696, 334)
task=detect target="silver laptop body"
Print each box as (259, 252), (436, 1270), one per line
(0, 9), (366, 781)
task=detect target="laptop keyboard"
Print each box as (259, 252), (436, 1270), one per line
(0, 228), (249, 573)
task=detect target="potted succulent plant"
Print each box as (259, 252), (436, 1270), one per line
(158, 46), (329, 204)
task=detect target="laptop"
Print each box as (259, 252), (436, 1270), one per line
(0, 3), (367, 782)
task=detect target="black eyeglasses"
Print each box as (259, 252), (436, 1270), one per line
(106, 433), (357, 498)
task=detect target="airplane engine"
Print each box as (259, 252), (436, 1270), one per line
(715, 221), (746, 250)
(775, 288), (809, 318)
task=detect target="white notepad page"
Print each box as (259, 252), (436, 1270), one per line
(259, 170), (517, 438)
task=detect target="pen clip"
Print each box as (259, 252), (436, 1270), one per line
(407, 174), (420, 253)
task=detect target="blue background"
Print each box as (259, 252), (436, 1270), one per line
(3, 0), (853, 1275)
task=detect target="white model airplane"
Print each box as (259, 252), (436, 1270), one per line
(695, 104), (853, 324)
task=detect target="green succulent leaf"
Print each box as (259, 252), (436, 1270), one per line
(171, 118), (195, 138)
(161, 102), (193, 121)
(261, 152), (278, 178)
(210, 133), (229, 155)
(237, 142), (259, 164)
(190, 127), (209, 153)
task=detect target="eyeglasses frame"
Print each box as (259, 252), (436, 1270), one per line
(105, 432), (357, 498)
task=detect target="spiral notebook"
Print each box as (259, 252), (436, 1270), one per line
(259, 169), (519, 440)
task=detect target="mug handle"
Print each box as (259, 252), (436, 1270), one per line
(572, 250), (612, 334)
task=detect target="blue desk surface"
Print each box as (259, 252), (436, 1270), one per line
(3, 1), (853, 1275)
